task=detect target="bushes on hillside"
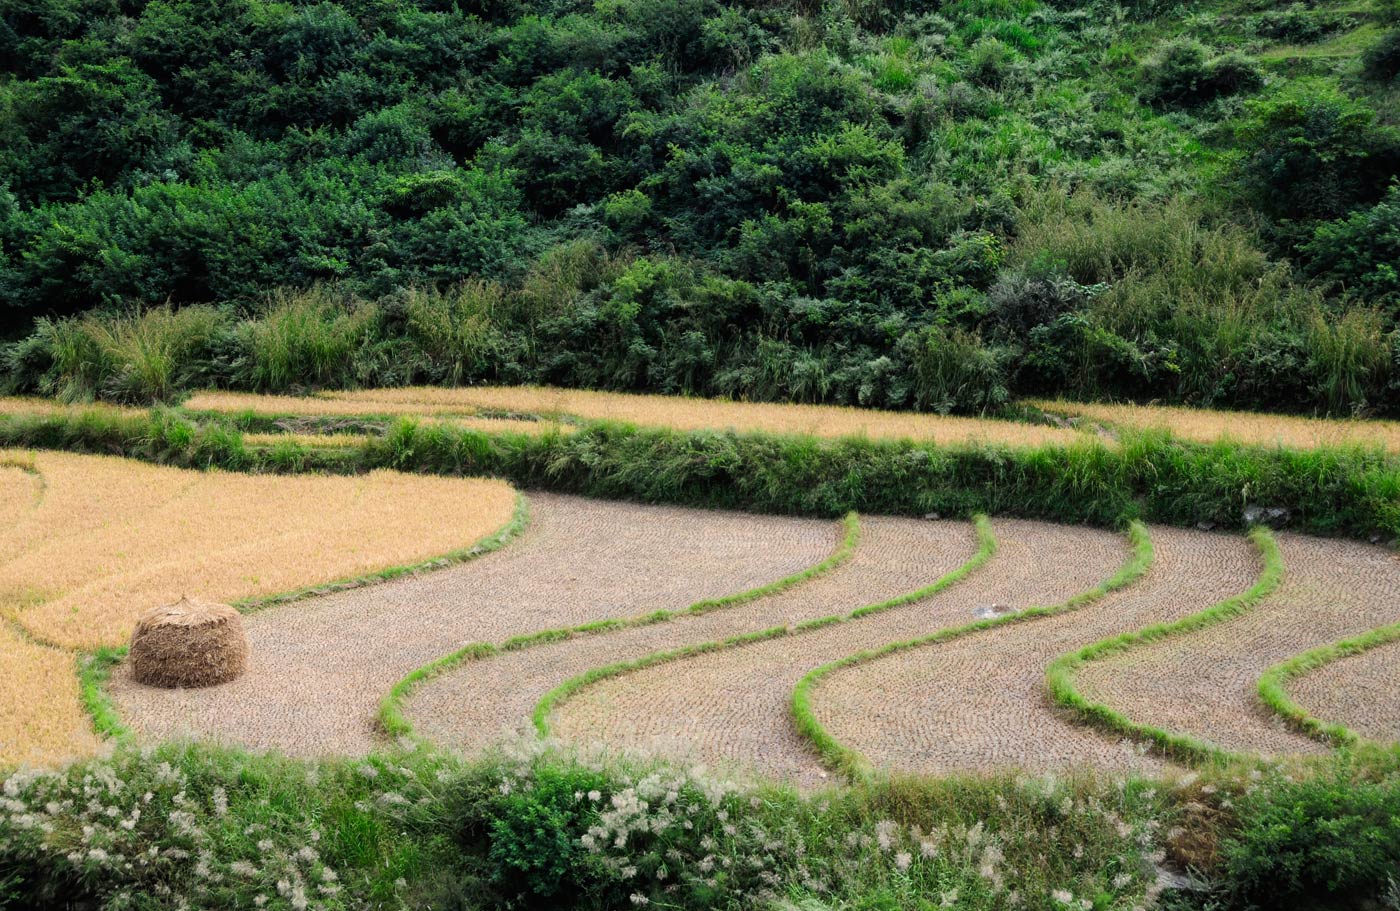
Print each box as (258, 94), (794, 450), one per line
(1139, 40), (1263, 107)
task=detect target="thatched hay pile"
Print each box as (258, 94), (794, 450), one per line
(129, 597), (248, 688)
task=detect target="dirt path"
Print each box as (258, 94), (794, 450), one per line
(545, 520), (1128, 787)
(408, 516), (982, 757)
(112, 494), (835, 756)
(1074, 533), (1400, 756)
(1286, 638), (1400, 744)
(808, 527), (1255, 776)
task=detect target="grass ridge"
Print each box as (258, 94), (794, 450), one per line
(793, 520), (1155, 782)
(531, 515), (998, 764)
(1257, 619), (1400, 749)
(1044, 526), (1285, 765)
(378, 511), (861, 743)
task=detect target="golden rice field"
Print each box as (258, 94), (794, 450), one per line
(186, 386), (1086, 448)
(0, 396), (144, 419)
(0, 449), (516, 767)
(1030, 398), (1400, 451)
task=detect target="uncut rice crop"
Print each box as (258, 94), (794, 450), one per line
(191, 386), (1087, 448)
(0, 449), (517, 765)
(1031, 398), (1400, 451)
(0, 396), (145, 420)
(185, 391), (575, 436)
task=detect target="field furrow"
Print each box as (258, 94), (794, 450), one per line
(406, 515), (981, 759)
(1074, 534), (1400, 756)
(1284, 636), (1400, 744)
(543, 521), (1128, 786)
(113, 495), (834, 756)
(805, 527), (1258, 776)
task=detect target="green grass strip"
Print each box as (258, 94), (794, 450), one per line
(77, 646), (132, 743)
(378, 511), (862, 743)
(794, 520), (1155, 782)
(532, 515), (999, 759)
(1044, 526), (1285, 766)
(1257, 619), (1400, 749)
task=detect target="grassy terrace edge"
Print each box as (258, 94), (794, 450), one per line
(793, 520), (1155, 782)
(1, 405), (1398, 543)
(1044, 527), (1285, 766)
(378, 511), (860, 742)
(531, 515), (997, 753)
(1257, 621), (1400, 749)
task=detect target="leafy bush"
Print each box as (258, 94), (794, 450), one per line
(1140, 40), (1263, 107)
(1221, 769), (1400, 909)
(1363, 29), (1400, 82)
(1300, 183), (1400, 310)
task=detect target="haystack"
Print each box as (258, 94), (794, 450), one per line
(129, 596), (248, 688)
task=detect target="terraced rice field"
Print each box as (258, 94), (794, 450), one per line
(1286, 636), (1400, 743)
(1031, 397), (1400, 451)
(112, 495), (835, 755)
(7, 417), (1399, 784)
(185, 386), (1086, 447)
(0, 449), (516, 766)
(1074, 534), (1400, 756)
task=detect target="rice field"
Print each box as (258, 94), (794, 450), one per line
(185, 386), (1087, 447)
(1030, 398), (1400, 451)
(99, 491), (1400, 785)
(0, 449), (516, 767)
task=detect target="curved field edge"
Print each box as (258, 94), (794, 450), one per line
(531, 515), (998, 751)
(76, 493), (533, 749)
(1257, 620), (1400, 749)
(793, 521), (1154, 782)
(378, 512), (860, 743)
(1044, 527), (1285, 766)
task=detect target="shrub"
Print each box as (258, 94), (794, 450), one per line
(901, 324), (1009, 414)
(1140, 39), (1263, 107)
(1363, 29), (1400, 82)
(1300, 182), (1400, 310)
(1220, 769), (1400, 909)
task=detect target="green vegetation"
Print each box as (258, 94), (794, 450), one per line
(1044, 527), (1285, 765)
(3, 0), (1400, 416)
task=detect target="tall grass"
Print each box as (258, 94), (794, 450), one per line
(37, 305), (227, 404)
(401, 282), (505, 385)
(239, 287), (381, 392)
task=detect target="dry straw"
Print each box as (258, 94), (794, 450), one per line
(190, 386), (1086, 448)
(1031, 398), (1400, 451)
(129, 597), (248, 688)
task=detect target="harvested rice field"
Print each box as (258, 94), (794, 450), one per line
(8, 433), (1400, 787)
(1072, 534), (1400, 756)
(112, 495), (836, 755)
(0, 449), (516, 766)
(1286, 636), (1400, 743)
(1031, 397), (1400, 451)
(185, 386), (1087, 447)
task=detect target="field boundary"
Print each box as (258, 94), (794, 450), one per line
(792, 521), (1154, 781)
(1043, 527), (1284, 765)
(1256, 620), (1400, 749)
(377, 512), (861, 742)
(530, 515), (999, 761)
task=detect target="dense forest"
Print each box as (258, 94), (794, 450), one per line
(2, 0), (1399, 414)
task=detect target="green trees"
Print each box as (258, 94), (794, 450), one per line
(1, 0), (1398, 414)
